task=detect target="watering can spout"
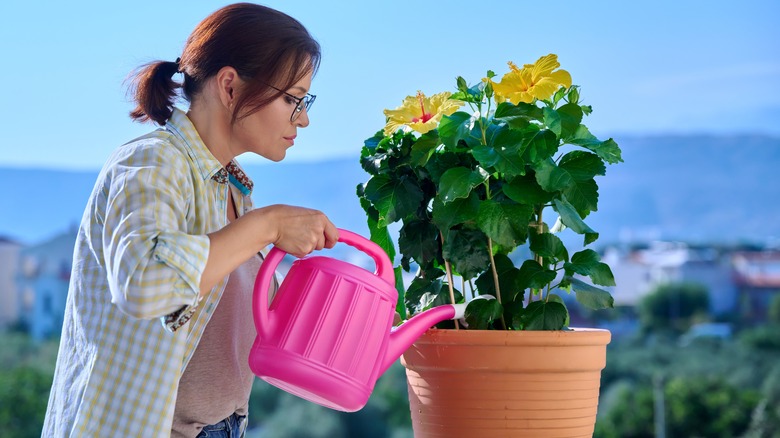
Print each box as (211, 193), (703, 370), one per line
(381, 303), (467, 373)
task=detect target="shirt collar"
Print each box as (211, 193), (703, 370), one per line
(165, 108), (254, 196)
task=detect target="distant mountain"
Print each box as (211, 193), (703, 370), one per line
(589, 134), (780, 245)
(1, 134), (779, 246)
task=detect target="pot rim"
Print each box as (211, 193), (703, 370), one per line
(413, 327), (611, 347)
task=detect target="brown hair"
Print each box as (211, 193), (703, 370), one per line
(128, 3), (321, 125)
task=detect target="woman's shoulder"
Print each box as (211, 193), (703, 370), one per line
(93, 129), (195, 191)
(110, 129), (189, 168)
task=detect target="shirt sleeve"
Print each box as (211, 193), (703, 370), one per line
(100, 139), (210, 327)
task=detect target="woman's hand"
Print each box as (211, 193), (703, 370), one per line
(201, 204), (338, 295)
(259, 204), (339, 258)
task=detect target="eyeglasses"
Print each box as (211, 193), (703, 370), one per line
(268, 85), (316, 122)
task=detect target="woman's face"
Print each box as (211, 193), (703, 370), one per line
(231, 70), (313, 162)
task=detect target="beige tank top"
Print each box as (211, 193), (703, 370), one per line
(171, 253), (267, 437)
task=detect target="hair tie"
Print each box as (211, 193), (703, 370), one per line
(174, 57), (182, 73)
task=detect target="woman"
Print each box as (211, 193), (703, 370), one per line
(42, 3), (338, 436)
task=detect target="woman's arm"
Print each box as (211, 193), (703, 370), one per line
(199, 204), (339, 296)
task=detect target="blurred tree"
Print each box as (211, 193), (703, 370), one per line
(666, 377), (759, 437)
(0, 366), (53, 437)
(596, 376), (760, 437)
(768, 293), (780, 324)
(594, 379), (655, 438)
(256, 394), (346, 438)
(637, 282), (709, 335)
(247, 361), (412, 437)
(0, 332), (58, 437)
(363, 361), (412, 429)
(742, 368), (780, 438)
(739, 325), (780, 351)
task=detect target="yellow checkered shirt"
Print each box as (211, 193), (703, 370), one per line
(43, 108), (257, 436)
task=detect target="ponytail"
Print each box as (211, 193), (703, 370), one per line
(128, 60), (181, 125)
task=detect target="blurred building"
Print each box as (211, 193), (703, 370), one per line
(0, 236), (23, 328)
(732, 250), (780, 324)
(603, 241), (737, 317)
(16, 228), (76, 340)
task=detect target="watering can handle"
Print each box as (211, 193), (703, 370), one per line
(252, 228), (394, 338)
(332, 229), (394, 284)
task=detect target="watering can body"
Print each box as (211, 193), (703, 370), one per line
(249, 229), (463, 412)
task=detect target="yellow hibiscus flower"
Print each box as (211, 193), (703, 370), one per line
(489, 54), (572, 104)
(383, 91), (463, 136)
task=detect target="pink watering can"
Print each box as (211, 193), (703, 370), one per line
(249, 228), (465, 412)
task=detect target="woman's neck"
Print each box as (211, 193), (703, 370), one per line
(186, 88), (236, 167)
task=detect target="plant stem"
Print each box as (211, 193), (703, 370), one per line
(443, 259), (460, 330)
(487, 238), (507, 330)
(440, 232), (460, 330)
(529, 204), (546, 305)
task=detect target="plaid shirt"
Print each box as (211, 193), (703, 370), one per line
(43, 108), (257, 436)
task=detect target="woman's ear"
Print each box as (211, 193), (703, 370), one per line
(215, 66), (241, 111)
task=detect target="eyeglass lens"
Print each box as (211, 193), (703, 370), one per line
(291, 94), (315, 122)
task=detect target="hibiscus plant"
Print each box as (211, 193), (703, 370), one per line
(356, 54), (623, 330)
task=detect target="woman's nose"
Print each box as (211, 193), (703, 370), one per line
(295, 107), (310, 127)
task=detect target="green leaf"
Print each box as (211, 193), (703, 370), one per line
(425, 150), (466, 186)
(502, 172), (555, 205)
(474, 253), (525, 303)
(363, 174), (424, 227)
(362, 131), (385, 152)
(564, 177), (599, 217)
(471, 124), (528, 177)
(494, 101), (544, 129)
(536, 152), (602, 216)
(553, 86), (567, 105)
(438, 111), (472, 150)
(555, 103), (584, 139)
(529, 232), (569, 264)
(523, 129), (559, 163)
(523, 300), (567, 330)
(464, 297), (503, 330)
(552, 197), (599, 245)
(547, 293), (570, 327)
(568, 125), (623, 164)
(476, 201), (533, 248)
(543, 107), (562, 137)
(438, 167), (488, 203)
(517, 259), (557, 290)
(534, 158), (572, 192)
(432, 192), (479, 232)
(409, 132), (440, 167)
(569, 277), (615, 310)
(405, 276), (463, 315)
(503, 299), (524, 330)
(394, 266), (406, 319)
(442, 228), (491, 280)
(398, 220), (440, 267)
(564, 249), (616, 286)
(559, 150), (606, 180)
(359, 197), (396, 262)
(360, 149), (388, 176)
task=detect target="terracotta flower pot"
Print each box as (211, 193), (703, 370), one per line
(400, 328), (611, 438)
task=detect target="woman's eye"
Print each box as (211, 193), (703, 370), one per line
(284, 96), (298, 105)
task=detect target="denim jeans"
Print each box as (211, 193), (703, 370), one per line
(196, 412), (247, 438)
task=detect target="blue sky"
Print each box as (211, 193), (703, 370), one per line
(1, 0), (778, 170)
